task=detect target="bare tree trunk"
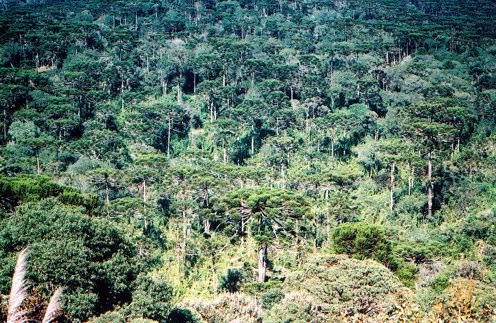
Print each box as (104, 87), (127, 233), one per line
(427, 152), (433, 219)
(193, 73), (196, 94)
(408, 164), (414, 195)
(241, 215), (245, 235)
(167, 115), (172, 158)
(142, 179), (147, 217)
(36, 154), (41, 174)
(105, 181), (110, 206)
(211, 256), (217, 293)
(251, 125), (255, 155)
(120, 80), (124, 110)
(390, 162), (395, 211)
(258, 243), (267, 282)
(182, 209), (187, 250)
(280, 165), (286, 189)
(3, 108), (6, 140)
(210, 102), (213, 122)
(177, 84), (182, 104)
(182, 209), (190, 274)
(204, 218), (210, 234)
(161, 78), (167, 95)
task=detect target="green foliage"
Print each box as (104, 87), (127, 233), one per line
(218, 269), (244, 293)
(432, 274), (450, 293)
(266, 255), (415, 321)
(182, 293), (262, 322)
(332, 222), (391, 261)
(0, 199), (139, 321)
(0, 0), (495, 320)
(218, 187), (310, 243)
(88, 311), (126, 323)
(260, 289), (284, 310)
(0, 175), (98, 211)
(166, 308), (197, 323)
(126, 275), (174, 322)
(332, 222), (419, 284)
(241, 280), (284, 296)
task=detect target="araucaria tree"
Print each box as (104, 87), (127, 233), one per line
(218, 188), (310, 282)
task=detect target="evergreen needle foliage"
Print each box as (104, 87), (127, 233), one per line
(0, 0), (495, 321)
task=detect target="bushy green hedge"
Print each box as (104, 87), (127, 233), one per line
(0, 199), (140, 320)
(0, 175), (98, 211)
(333, 222), (391, 261)
(266, 255), (415, 321)
(332, 222), (418, 285)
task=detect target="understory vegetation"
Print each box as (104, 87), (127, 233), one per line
(0, 0), (495, 321)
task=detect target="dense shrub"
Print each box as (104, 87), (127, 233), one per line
(0, 199), (139, 320)
(126, 275), (174, 321)
(432, 274), (450, 293)
(332, 222), (391, 262)
(266, 255), (416, 321)
(429, 278), (496, 321)
(219, 268), (244, 293)
(332, 222), (419, 285)
(182, 293), (262, 322)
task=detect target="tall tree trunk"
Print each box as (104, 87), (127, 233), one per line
(142, 179), (147, 217)
(209, 102), (213, 122)
(258, 243), (267, 282)
(280, 165), (286, 189)
(211, 256), (217, 293)
(105, 181), (110, 206)
(182, 209), (190, 275)
(105, 180), (110, 216)
(408, 164), (414, 195)
(167, 115), (172, 158)
(193, 73), (196, 94)
(3, 108), (6, 140)
(161, 78), (167, 96)
(427, 152), (433, 219)
(36, 154), (41, 174)
(177, 84), (182, 104)
(251, 124), (255, 155)
(204, 218), (210, 234)
(390, 162), (395, 211)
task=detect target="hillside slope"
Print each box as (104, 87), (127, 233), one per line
(0, 0), (495, 321)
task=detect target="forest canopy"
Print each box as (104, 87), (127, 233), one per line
(0, 0), (495, 321)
